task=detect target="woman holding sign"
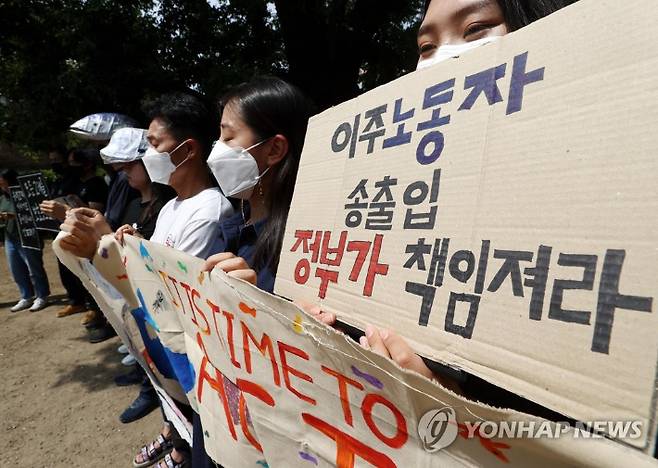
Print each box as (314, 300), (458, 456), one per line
(342, 0), (581, 389)
(298, 0), (582, 392)
(0, 169), (50, 312)
(200, 76), (314, 467)
(204, 76), (315, 292)
(309, 0), (583, 386)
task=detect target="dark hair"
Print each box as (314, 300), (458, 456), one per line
(0, 169), (18, 186)
(70, 148), (99, 168)
(142, 91), (218, 159)
(220, 76), (315, 274)
(497, 0), (578, 30)
(423, 0), (578, 30)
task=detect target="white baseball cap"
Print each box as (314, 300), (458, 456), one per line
(100, 127), (148, 164)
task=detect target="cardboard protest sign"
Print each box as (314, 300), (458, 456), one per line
(17, 173), (60, 231)
(275, 0), (658, 452)
(119, 236), (265, 467)
(8, 185), (41, 250)
(72, 235), (654, 467)
(52, 234), (192, 442)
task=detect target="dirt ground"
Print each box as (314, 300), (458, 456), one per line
(0, 240), (161, 467)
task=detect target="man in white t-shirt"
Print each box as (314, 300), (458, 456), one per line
(111, 93), (235, 459)
(119, 92), (235, 259)
(150, 188), (229, 258)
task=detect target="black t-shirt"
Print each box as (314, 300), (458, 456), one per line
(120, 197), (166, 240)
(105, 172), (139, 231)
(78, 176), (109, 206)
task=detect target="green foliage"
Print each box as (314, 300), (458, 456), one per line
(0, 0), (179, 153)
(0, 0), (424, 162)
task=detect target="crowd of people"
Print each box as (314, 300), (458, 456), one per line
(1, 1), (580, 466)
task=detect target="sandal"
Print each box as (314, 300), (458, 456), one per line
(154, 452), (189, 468)
(133, 434), (174, 468)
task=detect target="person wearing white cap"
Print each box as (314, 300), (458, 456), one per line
(73, 128), (140, 332)
(102, 127), (177, 422)
(99, 127), (175, 247)
(100, 127), (143, 233)
(79, 128), (175, 335)
(100, 127), (148, 164)
(61, 126), (177, 423)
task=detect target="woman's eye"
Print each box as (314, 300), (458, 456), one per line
(464, 22), (493, 39)
(418, 42), (437, 57)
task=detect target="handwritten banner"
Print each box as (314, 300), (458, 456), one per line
(17, 173), (60, 232)
(275, 0), (658, 451)
(8, 185), (41, 250)
(52, 235), (192, 441)
(54, 233), (656, 466)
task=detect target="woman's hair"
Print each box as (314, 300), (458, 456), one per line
(0, 169), (19, 186)
(219, 76), (315, 274)
(496, 0), (578, 30)
(424, 0), (578, 31)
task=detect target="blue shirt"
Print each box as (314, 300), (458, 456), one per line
(216, 202), (275, 293)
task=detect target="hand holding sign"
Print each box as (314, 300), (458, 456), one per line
(296, 298), (442, 384)
(39, 199), (69, 221)
(360, 325), (436, 381)
(115, 224), (140, 244)
(203, 252), (257, 284)
(294, 298), (337, 326)
(59, 207), (113, 259)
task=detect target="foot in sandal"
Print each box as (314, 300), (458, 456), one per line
(154, 450), (188, 468)
(133, 426), (174, 468)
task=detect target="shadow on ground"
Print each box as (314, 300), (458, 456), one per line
(49, 335), (128, 393)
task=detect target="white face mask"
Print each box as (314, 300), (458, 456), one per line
(141, 140), (190, 185)
(207, 139), (269, 199)
(416, 36), (500, 70)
